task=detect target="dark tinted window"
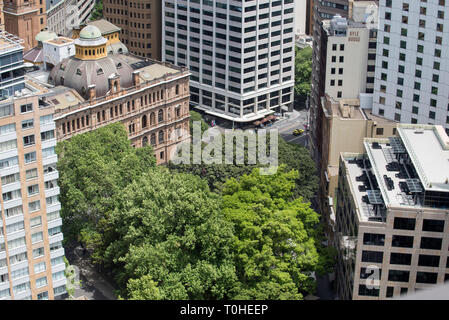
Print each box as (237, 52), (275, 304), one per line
(392, 235), (414, 248)
(363, 233), (385, 246)
(422, 219), (444, 232)
(418, 255), (440, 267)
(388, 270), (410, 282)
(420, 237), (442, 250)
(386, 286), (394, 298)
(390, 253), (412, 265)
(394, 217), (415, 230)
(362, 250), (384, 263)
(358, 285), (379, 297)
(416, 272), (438, 284)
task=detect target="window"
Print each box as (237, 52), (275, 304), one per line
(37, 291), (48, 300)
(34, 262), (46, 274)
(358, 285), (379, 297)
(394, 217), (415, 230)
(420, 237), (442, 250)
(390, 253), (412, 265)
(31, 231), (43, 244)
(392, 235), (414, 248)
(30, 216), (42, 228)
(23, 135), (35, 147)
(26, 168), (38, 180)
(1, 173), (19, 185)
(0, 139), (17, 152)
(363, 233), (385, 246)
(11, 267), (28, 280)
(386, 287), (394, 298)
(418, 255), (440, 267)
(28, 200), (40, 212)
(20, 103), (33, 113)
(40, 130), (55, 142)
(21, 119), (33, 130)
(388, 270), (409, 282)
(416, 272), (438, 284)
(27, 184), (39, 196)
(33, 247), (44, 258)
(361, 250), (383, 263)
(52, 270), (65, 281)
(36, 276), (47, 288)
(376, 128), (384, 136)
(423, 219), (444, 232)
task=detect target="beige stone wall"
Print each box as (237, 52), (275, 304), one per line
(55, 75), (191, 165)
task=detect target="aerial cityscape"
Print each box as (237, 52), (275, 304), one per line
(0, 0), (448, 304)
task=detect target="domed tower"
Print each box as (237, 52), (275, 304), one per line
(74, 25), (108, 60)
(49, 25), (134, 99)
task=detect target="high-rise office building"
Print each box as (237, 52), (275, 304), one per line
(3, 0), (47, 50)
(103, 0), (162, 60)
(162, 0), (295, 124)
(336, 124), (449, 300)
(372, 0), (449, 135)
(0, 32), (66, 300)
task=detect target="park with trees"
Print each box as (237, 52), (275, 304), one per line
(56, 119), (334, 300)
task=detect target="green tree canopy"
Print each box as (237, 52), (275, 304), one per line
(295, 46), (313, 106)
(104, 169), (238, 299)
(168, 132), (318, 201)
(56, 123), (156, 261)
(221, 165), (321, 299)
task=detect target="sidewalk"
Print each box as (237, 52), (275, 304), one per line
(65, 247), (117, 300)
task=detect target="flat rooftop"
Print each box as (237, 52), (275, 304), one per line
(0, 31), (24, 54)
(398, 125), (449, 192)
(343, 125), (449, 222)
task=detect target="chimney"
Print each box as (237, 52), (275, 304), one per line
(132, 70), (141, 87)
(88, 84), (96, 102)
(108, 73), (121, 94)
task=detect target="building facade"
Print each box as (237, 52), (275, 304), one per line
(0, 36), (66, 300)
(45, 25), (191, 165)
(0, 31), (26, 98)
(162, 0), (295, 124)
(336, 124), (449, 299)
(3, 0), (47, 50)
(103, 0), (161, 60)
(372, 0), (449, 135)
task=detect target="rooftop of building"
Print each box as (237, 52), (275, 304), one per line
(86, 19), (121, 35)
(342, 125), (449, 222)
(45, 37), (74, 46)
(0, 30), (24, 55)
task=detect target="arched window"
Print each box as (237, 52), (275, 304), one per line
(158, 130), (164, 143)
(150, 112), (155, 125)
(150, 133), (156, 145)
(158, 109), (163, 122)
(142, 115), (147, 128)
(142, 136), (148, 147)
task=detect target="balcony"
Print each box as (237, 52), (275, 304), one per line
(44, 187), (60, 198)
(50, 247), (64, 260)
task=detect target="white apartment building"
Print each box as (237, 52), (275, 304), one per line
(162, 0), (295, 124)
(372, 0), (449, 135)
(336, 124), (449, 300)
(0, 36), (66, 300)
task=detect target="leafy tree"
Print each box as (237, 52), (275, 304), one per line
(189, 110), (209, 135)
(56, 123), (156, 261)
(168, 132), (318, 201)
(103, 169), (238, 299)
(90, 1), (103, 21)
(221, 165), (321, 299)
(294, 46), (312, 106)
